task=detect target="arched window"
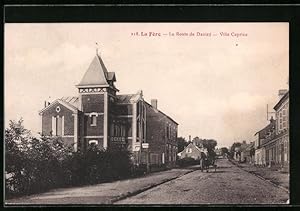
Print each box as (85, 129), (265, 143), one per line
(88, 140), (98, 146)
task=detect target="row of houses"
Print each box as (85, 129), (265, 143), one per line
(254, 89), (289, 168)
(39, 51), (178, 171)
(232, 140), (255, 163)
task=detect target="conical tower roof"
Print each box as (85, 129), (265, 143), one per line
(77, 55), (110, 87)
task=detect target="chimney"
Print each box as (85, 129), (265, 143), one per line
(242, 140), (246, 144)
(278, 89), (288, 99)
(151, 99), (158, 109)
(44, 101), (47, 108)
(270, 116), (275, 123)
(138, 90), (143, 97)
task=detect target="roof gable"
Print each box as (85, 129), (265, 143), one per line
(77, 55), (109, 87)
(144, 101), (178, 125)
(39, 99), (78, 115)
(274, 91), (289, 110)
(255, 120), (275, 137)
(180, 143), (203, 154)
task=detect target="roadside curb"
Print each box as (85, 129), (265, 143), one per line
(111, 169), (196, 203)
(228, 159), (289, 193)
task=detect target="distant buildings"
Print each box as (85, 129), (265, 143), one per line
(177, 142), (207, 160)
(233, 141), (254, 163)
(254, 117), (276, 166)
(254, 90), (289, 168)
(39, 52), (178, 169)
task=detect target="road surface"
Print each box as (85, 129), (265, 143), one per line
(116, 159), (289, 204)
(6, 159), (289, 205)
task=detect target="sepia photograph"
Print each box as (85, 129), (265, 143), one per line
(4, 22), (289, 205)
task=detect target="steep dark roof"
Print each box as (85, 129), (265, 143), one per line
(144, 101), (178, 125)
(115, 94), (178, 125)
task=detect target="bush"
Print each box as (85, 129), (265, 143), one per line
(176, 157), (199, 167)
(5, 119), (133, 199)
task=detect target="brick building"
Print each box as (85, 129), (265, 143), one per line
(39, 53), (178, 168)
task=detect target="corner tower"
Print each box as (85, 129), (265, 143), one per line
(76, 53), (118, 149)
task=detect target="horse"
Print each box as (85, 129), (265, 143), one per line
(199, 151), (217, 172)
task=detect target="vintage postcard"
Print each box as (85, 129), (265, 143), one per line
(4, 22), (289, 205)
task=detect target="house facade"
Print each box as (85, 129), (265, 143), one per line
(178, 142), (207, 160)
(233, 141), (252, 163)
(262, 91), (289, 167)
(257, 90), (289, 168)
(39, 53), (178, 168)
(254, 117), (276, 166)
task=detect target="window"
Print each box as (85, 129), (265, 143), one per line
(52, 116), (64, 136)
(89, 112), (99, 126)
(89, 140), (98, 146)
(169, 145), (172, 161)
(142, 122), (145, 139)
(91, 115), (97, 126)
(56, 116), (62, 136)
(114, 124), (119, 136)
(56, 106), (61, 113)
(150, 153), (159, 164)
(277, 103), (289, 133)
(121, 125), (125, 136)
(166, 124), (171, 139)
(137, 120), (140, 142)
(110, 123), (114, 136)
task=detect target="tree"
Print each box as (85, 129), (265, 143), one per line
(229, 142), (242, 159)
(220, 147), (229, 155)
(230, 142), (241, 152)
(5, 119), (32, 194)
(177, 137), (188, 152)
(5, 118), (73, 196)
(201, 139), (218, 153)
(192, 137), (217, 153)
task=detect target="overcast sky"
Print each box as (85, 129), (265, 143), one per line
(5, 23), (289, 147)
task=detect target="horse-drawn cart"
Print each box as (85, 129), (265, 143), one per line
(199, 151), (217, 172)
